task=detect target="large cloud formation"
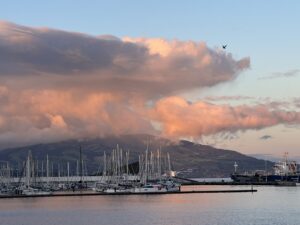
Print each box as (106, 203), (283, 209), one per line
(0, 21), (249, 96)
(1, 20), (298, 148)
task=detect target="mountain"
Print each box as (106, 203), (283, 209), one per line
(0, 134), (273, 178)
(248, 154), (300, 164)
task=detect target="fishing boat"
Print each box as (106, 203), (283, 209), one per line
(231, 153), (300, 183)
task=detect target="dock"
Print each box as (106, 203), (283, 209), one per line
(173, 177), (279, 186)
(181, 181), (278, 185)
(0, 189), (257, 199)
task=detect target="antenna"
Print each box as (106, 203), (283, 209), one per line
(234, 162), (238, 173)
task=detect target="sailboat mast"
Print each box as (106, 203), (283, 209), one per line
(46, 154), (49, 184)
(79, 145), (83, 184)
(167, 152), (171, 174)
(26, 151), (31, 187)
(67, 161), (70, 183)
(103, 152), (106, 176)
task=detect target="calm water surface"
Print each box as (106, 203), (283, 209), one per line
(0, 186), (299, 225)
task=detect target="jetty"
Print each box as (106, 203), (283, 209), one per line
(0, 188), (257, 199)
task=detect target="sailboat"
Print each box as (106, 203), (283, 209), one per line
(132, 150), (180, 193)
(19, 151), (52, 196)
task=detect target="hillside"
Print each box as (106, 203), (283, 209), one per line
(0, 134), (273, 178)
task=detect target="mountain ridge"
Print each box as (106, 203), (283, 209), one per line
(0, 134), (273, 177)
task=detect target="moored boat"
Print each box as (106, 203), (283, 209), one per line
(21, 187), (52, 196)
(133, 183), (167, 193)
(231, 153), (300, 183)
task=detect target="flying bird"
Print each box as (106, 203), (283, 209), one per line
(222, 44), (227, 49)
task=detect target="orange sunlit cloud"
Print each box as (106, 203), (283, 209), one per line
(150, 96), (300, 139)
(3, 20), (299, 148)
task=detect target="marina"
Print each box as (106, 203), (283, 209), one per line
(2, 147), (300, 198)
(0, 145), (262, 198)
(0, 146), (183, 196)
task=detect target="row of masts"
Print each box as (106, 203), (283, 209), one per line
(1, 145), (175, 188)
(24, 151), (87, 187)
(0, 161), (11, 178)
(102, 144), (130, 177)
(1, 151), (88, 186)
(101, 145), (173, 185)
(0, 161), (11, 186)
(138, 149), (172, 184)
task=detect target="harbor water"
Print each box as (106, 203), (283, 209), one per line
(0, 185), (299, 225)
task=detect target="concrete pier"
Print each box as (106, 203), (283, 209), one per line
(0, 189), (257, 199)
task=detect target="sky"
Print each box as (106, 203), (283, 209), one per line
(0, 1), (300, 158)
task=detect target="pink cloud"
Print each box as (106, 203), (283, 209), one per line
(150, 96), (300, 139)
